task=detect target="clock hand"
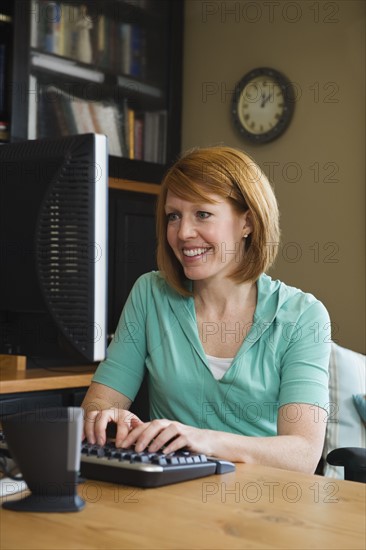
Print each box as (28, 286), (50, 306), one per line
(261, 93), (272, 108)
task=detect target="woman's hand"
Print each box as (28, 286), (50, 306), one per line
(82, 407), (143, 447)
(120, 418), (216, 456)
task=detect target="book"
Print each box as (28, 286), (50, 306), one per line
(143, 110), (167, 163)
(120, 23), (131, 75)
(42, 1), (62, 54)
(134, 116), (144, 160)
(127, 108), (135, 159)
(0, 44), (5, 116)
(70, 98), (95, 134)
(90, 102), (123, 157)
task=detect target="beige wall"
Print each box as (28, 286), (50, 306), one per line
(182, 0), (365, 353)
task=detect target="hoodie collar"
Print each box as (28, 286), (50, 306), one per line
(166, 273), (284, 362)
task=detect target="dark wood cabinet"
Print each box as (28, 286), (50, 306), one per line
(108, 188), (158, 336)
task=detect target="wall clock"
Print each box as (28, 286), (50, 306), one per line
(231, 67), (295, 144)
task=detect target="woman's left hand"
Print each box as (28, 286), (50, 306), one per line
(118, 418), (215, 456)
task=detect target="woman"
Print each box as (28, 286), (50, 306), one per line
(82, 146), (331, 473)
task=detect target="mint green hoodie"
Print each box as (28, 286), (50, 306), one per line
(93, 272), (330, 437)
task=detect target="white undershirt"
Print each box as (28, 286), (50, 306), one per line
(206, 354), (234, 380)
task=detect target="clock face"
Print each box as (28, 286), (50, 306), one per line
(232, 68), (294, 144)
(238, 76), (284, 135)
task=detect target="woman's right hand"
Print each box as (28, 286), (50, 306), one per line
(82, 407), (143, 447)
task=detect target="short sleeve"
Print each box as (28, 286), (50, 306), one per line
(278, 300), (331, 410)
(92, 276), (149, 400)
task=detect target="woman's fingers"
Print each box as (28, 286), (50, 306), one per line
(120, 419), (153, 449)
(82, 408), (142, 446)
(147, 423), (182, 453)
(115, 412), (143, 447)
(122, 419), (180, 452)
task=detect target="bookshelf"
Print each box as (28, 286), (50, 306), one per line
(0, 4), (12, 143)
(8, 0), (183, 179)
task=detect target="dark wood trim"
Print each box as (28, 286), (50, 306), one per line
(109, 177), (160, 195)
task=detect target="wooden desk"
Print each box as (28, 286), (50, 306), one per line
(0, 366), (95, 394)
(1, 464), (365, 549)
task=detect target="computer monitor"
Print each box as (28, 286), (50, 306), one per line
(0, 133), (108, 368)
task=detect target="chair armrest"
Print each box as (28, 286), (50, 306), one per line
(326, 447), (366, 483)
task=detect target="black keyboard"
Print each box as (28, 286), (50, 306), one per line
(80, 441), (235, 487)
(0, 434), (235, 488)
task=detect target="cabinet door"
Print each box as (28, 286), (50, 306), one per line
(108, 189), (157, 336)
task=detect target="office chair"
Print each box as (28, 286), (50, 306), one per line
(322, 343), (365, 483)
(326, 447), (366, 483)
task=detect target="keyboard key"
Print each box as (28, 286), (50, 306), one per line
(91, 447), (105, 457)
(151, 455), (168, 466)
(133, 454), (151, 463)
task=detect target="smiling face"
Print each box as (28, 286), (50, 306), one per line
(165, 190), (251, 284)
(156, 147), (280, 296)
